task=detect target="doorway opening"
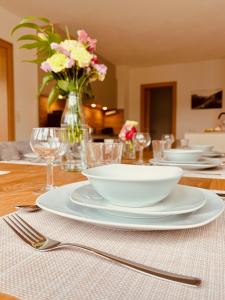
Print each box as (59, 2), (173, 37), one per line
(140, 82), (177, 140)
(0, 38), (14, 140)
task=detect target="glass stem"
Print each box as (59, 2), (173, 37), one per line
(46, 160), (54, 190)
(139, 147), (144, 163)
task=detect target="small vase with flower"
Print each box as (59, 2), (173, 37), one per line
(119, 120), (138, 160)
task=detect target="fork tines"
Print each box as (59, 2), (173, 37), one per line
(3, 214), (46, 246)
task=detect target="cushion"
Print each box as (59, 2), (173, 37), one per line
(14, 141), (32, 155)
(0, 142), (21, 161)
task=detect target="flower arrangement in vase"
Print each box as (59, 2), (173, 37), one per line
(12, 16), (107, 170)
(119, 120), (138, 159)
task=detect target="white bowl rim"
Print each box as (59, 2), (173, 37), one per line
(190, 144), (214, 148)
(164, 149), (203, 154)
(82, 164), (183, 182)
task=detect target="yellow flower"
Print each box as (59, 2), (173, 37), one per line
(60, 40), (79, 52)
(47, 53), (70, 73)
(70, 45), (92, 67)
(125, 120), (138, 127)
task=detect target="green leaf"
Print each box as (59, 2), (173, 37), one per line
(39, 73), (55, 94)
(22, 58), (45, 64)
(57, 80), (69, 92)
(20, 42), (40, 49)
(19, 16), (50, 24)
(19, 16), (37, 24)
(47, 32), (62, 44)
(11, 22), (40, 36)
(17, 34), (40, 42)
(68, 81), (76, 92)
(37, 17), (50, 24)
(48, 86), (59, 108)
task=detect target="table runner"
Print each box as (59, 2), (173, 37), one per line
(1, 210), (225, 300)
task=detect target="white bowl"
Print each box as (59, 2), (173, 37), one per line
(164, 149), (203, 162)
(190, 144), (214, 152)
(82, 164), (183, 207)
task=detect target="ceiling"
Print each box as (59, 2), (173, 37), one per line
(1, 0), (225, 66)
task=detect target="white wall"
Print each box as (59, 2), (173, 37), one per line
(117, 59), (225, 138)
(0, 6), (38, 140)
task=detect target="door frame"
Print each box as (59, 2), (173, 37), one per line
(140, 81), (177, 137)
(0, 38), (15, 140)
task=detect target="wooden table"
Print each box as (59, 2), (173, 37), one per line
(0, 162), (225, 300)
(0, 162), (225, 216)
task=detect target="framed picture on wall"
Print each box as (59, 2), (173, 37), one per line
(191, 89), (223, 109)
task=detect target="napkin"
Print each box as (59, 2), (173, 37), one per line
(0, 170), (10, 175)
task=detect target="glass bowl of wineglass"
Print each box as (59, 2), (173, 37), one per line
(30, 127), (69, 192)
(162, 134), (175, 149)
(135, 132), (151, 164)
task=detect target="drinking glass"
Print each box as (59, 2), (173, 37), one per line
(135, 132), (151, 164)
(30, 127), (69, 192)
(162, 134), (175, 149)
(176, 138), (189, 149)
(152, 140), (165, 161)
(86, 142), (123, 168)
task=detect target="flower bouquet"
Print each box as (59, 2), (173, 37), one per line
(12, 16), (107, 106)
(12, 16), (107, 170)
(119, 120), (138, 159)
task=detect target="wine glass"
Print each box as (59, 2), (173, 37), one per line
(135, 132), (151, 164)
(162, 134), (175, 149)
(30, 127), (69, 192)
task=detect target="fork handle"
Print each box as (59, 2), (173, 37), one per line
(56, 242), (201, 286)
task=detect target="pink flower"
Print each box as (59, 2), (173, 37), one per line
(77, 30), (88, 43)
(40, 61), (52, 72)
(67, 58), (74, 68)
(119, 121), (138, 141)
(91, 55), (98, 65)
(50, 42), (70, 57)
(77, 30), (97, 52)
(87, 37), (97, 52)
(95, 64), (107, 75)
(51, 42), (60, 50)
(94, 63), (107, 80)
(125, 127), (137, 140)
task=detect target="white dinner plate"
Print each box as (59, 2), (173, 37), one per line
(150, 158), (222, 170)
(202, 151), (224, 158)
(23, 152), (39, 159)
(69, 182), (206, 217)
(36, 182), (224, 231)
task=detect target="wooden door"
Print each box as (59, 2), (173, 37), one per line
(0, 39), (14, 140)
(140, 82), (177, 139)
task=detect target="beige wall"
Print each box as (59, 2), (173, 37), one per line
(117, 59), (225, 138)
(0, 6), (38, 140)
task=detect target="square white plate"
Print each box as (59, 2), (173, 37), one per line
(36, 182), (224, 231)
(69, 182), (206, 217)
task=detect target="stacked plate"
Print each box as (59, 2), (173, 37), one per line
(150, 149), (223, 170)
(36, 164), (224, 231)
(189, 144), (224, 158)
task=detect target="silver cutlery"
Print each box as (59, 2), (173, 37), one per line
(15, 204), (41, 212)
(216, 193), (225, 198)
(3, 213), (201, 286)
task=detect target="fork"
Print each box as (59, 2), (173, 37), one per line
(3, 213), (201, 286)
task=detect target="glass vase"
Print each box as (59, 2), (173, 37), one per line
(60, 91), (88, 171)
(123, 139), (136, 160)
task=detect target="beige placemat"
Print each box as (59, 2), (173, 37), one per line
(1, 210), (225, 300)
